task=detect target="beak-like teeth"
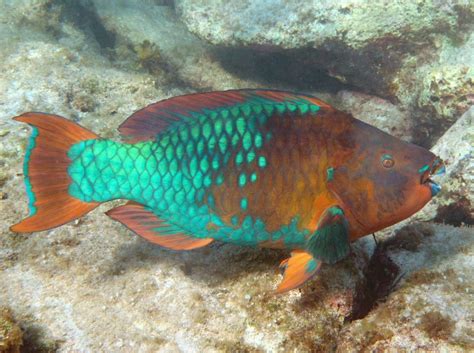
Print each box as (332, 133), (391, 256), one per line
(426, 157), (445, 197)
(430, 157), (446, 176)
(433, 164), (446, 176)
(430, 180), (442, 196)
(421, 171), (430, 185)
(420, 158), (445, 197)
(421, 157), (445, 184)
(421, 168), (434, 185)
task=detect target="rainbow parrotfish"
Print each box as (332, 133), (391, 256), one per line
(11, 90), (445, 292)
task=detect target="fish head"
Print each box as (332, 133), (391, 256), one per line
(328, 118), (445, 234)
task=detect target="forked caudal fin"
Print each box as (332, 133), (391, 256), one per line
(10, 113), (99, 233)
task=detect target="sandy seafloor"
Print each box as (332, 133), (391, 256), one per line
(0, 1), (473, 352)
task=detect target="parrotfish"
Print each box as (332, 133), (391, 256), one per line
(11, 90), (445, 292)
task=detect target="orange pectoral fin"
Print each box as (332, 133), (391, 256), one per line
(276, 250), (321, 293)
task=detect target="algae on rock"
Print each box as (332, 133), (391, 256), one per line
(91, 0), (259, 90)
(337, 224), (474, 352)
(417, 65), (473, 122)
(0, 308), (22, 353)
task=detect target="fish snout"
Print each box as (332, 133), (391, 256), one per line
(420, 157), (445, 197)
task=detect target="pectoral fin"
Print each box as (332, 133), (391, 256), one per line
(276, 250), (321, 293)
(307, 206), (350, 264)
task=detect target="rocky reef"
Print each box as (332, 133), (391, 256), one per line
(0, 0), (472, 351)
(415, 106), (473, 225)
(176, 0), (474, 144)
(338, 223), (474, 351)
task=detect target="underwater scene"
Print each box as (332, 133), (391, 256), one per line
(0, 0), (473, 352)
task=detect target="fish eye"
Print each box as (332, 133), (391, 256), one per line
(381, 154), (395, 168)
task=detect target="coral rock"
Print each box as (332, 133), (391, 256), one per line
(415, 106), (474, 225)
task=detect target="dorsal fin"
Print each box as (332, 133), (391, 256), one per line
(118, 89), (333, 142)
(106, 202), (214, 250)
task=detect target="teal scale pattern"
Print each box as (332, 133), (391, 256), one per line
(67, 98), (320, 247)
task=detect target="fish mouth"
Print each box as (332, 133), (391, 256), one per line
(420, 157), (445, 197)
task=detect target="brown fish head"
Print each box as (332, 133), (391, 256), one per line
(328, 118), (445, 236)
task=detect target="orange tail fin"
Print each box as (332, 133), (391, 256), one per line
(10, 113), (100, 233)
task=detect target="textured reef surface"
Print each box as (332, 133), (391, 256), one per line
(177, 0), (474, 144)
(0, 0), (472, 351)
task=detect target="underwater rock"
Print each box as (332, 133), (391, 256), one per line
(414, 106), (473, 225)
(91, 0), (257, 90)
(0, 34), (168, 143)
(396, 31), (474, 142)
(416, 65), (473, 128)
(0, 307), (22, 353)
(175, 0), (466, 50)
(338, 224), (474, 351)
(1, 0), (63, 36)
(176, 0), (474, 140)
(332, 90), (413, 141)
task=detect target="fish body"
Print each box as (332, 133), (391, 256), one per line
(11, 90), (444, 292)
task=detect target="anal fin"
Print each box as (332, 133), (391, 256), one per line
(277, 250), (321, 293)
(106, 202), (213, 250)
